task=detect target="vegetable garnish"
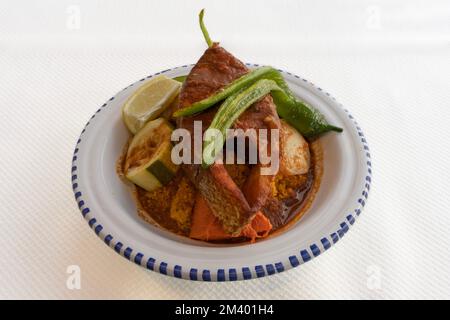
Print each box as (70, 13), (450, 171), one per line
(173, 66), (273, 117)
(174, 66), (342, 138)
(202, 79), (281, 167)
(266, 70), (343, 137)
(124, 118), (179, 192)
(173, 75), (187, 83)
(122, 75), (180, 134)
(199, 9), (213, 48)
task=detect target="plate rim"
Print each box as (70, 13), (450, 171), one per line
(71, 63), (372, 281)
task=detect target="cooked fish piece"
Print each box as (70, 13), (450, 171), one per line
(176, 44), (281, 235)
(235, 96), (281, 210)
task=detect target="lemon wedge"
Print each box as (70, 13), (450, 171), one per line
(122, 75), (181, 134)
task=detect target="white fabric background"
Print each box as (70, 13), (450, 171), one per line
(1, 0), (449, 299)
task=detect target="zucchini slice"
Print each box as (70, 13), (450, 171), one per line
(125, 118), (178, 191)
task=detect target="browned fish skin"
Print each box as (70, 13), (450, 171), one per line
(176, 44), (280, 234)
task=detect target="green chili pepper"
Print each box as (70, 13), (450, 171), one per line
(264, 70), (343, 137)
(174, 66), (342, 138)
(173, 66), (274, 117)
(202, 79), (281, 167)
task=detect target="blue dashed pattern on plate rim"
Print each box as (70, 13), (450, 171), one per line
(71, 63), (372, 281)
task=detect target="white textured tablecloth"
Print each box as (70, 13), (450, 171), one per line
(1, 0), (450, 299)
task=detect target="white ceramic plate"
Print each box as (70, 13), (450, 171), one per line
(71, 64), (372, 281)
